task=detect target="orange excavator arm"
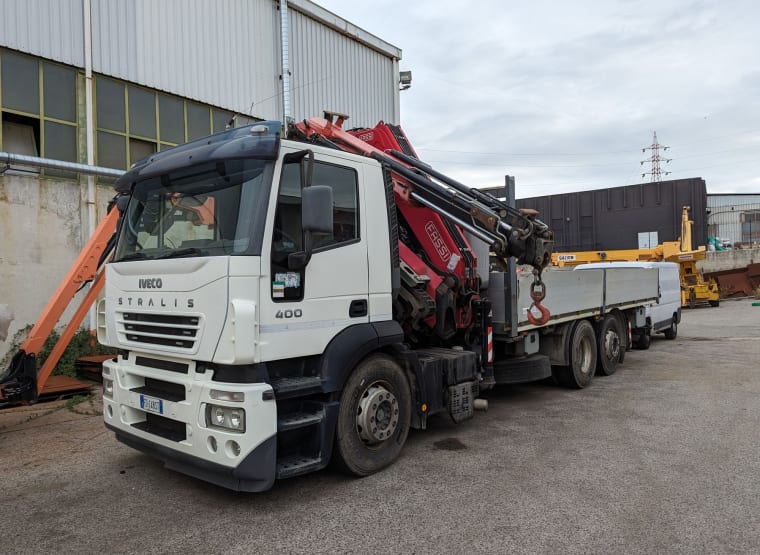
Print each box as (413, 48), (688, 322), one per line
(0, 203), (120, 404)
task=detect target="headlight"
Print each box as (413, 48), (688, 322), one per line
(205, 404), (245, 432)
(103, 379), (114, 398)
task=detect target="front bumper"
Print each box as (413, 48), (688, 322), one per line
(107, 423), (276, 492)
(103, 355), (278, 492)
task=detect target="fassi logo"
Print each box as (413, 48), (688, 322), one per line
(424, 221), (451, 262)
(138, 278), (163, 289)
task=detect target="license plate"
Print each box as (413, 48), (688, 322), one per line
(140, 394), (163, 415)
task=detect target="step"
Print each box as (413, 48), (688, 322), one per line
(270, 376), (322, 399)
(276, 454), (324, 479)
(278, 409), (324, 432)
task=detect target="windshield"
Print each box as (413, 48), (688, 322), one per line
(114, 159), (273, 261)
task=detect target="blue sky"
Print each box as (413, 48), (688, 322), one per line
(317, 0), (760, 197)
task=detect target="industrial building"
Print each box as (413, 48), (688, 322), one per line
(0, 0), (402, 357)
(707, 194), (760, 248)
(516, 178), (709, 252)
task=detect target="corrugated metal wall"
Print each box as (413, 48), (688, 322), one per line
(91, 0), (282, 118)
(288, 8), (399, 128)
(1, 0), (401, 123)
(517, 178), (708, 251)
(0, 0), (84, 67)
(707, 194), (760, 246)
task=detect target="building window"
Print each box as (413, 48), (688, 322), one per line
(95, 75), (235, 169)
(741, 210), (760, 244)
(0, 48), (78, 170)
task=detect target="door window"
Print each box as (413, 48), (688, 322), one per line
(271, 160), (359, 301)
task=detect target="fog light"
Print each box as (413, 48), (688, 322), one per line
(209, 389), (244, 402)
(226, 440), (241, 458)
(103, 379), (114, 398)
(205, 404), (246, 432)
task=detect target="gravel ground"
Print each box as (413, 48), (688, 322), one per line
(1, 298), (759, 554)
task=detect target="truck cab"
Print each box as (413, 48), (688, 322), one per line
(101, 122), (400, 491)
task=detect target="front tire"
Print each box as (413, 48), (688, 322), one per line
(595, 314), (622, 376)
(333, 354), (411, 477)
(553, 320), (598, 389)
(663, 318), (678, 340)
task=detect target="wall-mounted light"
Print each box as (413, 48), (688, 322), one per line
(399, 70), (412, 91)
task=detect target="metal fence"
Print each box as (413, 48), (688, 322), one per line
(706, 200), (760, 249)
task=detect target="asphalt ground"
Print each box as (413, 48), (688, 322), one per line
(1, 298), (759, 554)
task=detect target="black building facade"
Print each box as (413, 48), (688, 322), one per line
(516, 178), (708, 252)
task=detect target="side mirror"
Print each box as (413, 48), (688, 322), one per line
(288, 186), (333, 271)
(302, 185), (333, 234)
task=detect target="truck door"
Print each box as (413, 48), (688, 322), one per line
(259, 154), (369, 360)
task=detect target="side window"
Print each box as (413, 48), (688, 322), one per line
(270, 160), (359, 301)
(312, 163), (359, 249)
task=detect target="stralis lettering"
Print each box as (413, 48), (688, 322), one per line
(118, 297), (194, 308)
(138, 278), (163, 289)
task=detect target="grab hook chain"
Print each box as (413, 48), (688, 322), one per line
(527, 272), (551, 326)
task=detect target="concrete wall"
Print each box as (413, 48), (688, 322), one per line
(0, 174), (112, 362)
(698, 247), (760, 274)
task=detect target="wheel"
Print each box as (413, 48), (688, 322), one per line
(709, 300), (720, 307)
(333, 354), (411, 477)
(553, 320), (598, 389)
(635, 330), (651, 350)
(595, 315), (622, 376)
(663, 318), (678, 340)
(614, 312), (628, 363)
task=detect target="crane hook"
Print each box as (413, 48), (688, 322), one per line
(527, 276), (551, 326)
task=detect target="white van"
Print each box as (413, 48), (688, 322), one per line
(574, 261), (681, 349)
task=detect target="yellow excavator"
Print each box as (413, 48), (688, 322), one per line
(552, 206), (720, 308)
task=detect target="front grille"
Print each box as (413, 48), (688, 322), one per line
(118, 312), (201, 351)
(135, 356), (189, 374)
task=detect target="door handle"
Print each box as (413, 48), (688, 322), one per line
(349, 299), (368, 317)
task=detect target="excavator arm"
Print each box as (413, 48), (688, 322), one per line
(0, 202), (121, 404)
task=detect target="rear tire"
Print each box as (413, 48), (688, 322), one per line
(709, 300), (720, 307)
(663, 318), (678, 340)
(635, 330), (651, 350)
(595, 314), (622, 376)
(333, 354), (411, 477)
(553, 320), (598, 389)
(614, 312), (628, 363)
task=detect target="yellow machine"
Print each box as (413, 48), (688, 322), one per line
(552, 207), (720, 308)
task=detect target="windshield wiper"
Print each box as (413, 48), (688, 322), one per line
(156, 247), (206, 260)
(117, 252), (150, 261)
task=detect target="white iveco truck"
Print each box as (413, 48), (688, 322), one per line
(101, 119), (657, 491)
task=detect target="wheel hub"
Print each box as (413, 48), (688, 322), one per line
(603, 329), (620, 360)
(356, 384), (399, 445)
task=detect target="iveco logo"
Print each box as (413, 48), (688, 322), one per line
(138, 278), (163, 289)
